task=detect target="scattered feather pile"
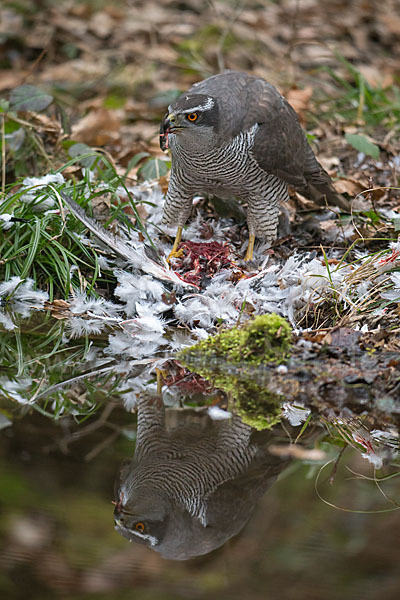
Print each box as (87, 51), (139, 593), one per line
(0, 276), (49, 329)
(1, 174), (400, 445)
(2, 176), (400, 362)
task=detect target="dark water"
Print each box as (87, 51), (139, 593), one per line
(1, 392), (400, 600)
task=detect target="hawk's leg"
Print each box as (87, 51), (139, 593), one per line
(162, 187), (193, 263)
(168, 225), (183, 262)
(245, 196), (280, 261)
(135, 394), (166, 460)
(244, 234), (256, 262)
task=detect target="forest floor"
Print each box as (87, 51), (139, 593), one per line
(0, 0), (400, 427)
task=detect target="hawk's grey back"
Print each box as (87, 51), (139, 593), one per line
(188, 70), (329, 192)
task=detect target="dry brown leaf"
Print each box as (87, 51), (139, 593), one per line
(0, 70), (24, 92)
(333, 177), (368, 196)
(318, 155), (341, 172)
(123, 121), (159, 144)
(44, 299), (71, 320)
(357, 64), (394, 88)
(379, 13), (400, 35)
(322, 332), (332, 345)
(28, 113), (61, 135)
(293, 190), (319, 208)
(39, 60), (109, 84)
(49, 13), (89, 36)
(135, 203), (150, 222)
(286, 86), (313, 125)
(158, 175), (170, 195)
(91, 193), (112, 220)
(71, 108), (121, 146)
(69, 3), (93, 18)
(52, 299), (70, 308)
(302, 331), (328, 343)
(319, 219), (339, 232)
(62, 165), (82, 178)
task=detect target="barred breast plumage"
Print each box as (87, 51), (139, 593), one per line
(160, 70), (349, 260)
(164, 123), (288, 242)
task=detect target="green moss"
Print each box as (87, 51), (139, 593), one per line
(243, 313), (292, 364)
(234, 382), (282, 430)
(179, 313), (292, 366)
(178, 314), (292, 430)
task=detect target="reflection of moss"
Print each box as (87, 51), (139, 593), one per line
(178, 314), (291, 430)
(235, 381), (282, 430)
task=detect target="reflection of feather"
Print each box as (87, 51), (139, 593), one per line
(34, 357), (156, 400)
(60, 192), (192, 287)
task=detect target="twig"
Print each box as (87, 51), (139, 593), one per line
(329, 445), (347, 484)
(34, 362), (119, 400)
(71, 402), (117, 440)
(21, 47), (48, 84)
(85, 429), (120, 462)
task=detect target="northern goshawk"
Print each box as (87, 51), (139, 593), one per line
(160, 70), (349, 260)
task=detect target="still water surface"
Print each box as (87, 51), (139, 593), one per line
(1, 389), (399, 600)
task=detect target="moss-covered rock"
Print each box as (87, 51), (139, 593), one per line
(178, 313), (292, 430)
(241, 313), (292, 364)
(179, 313), (292, 366)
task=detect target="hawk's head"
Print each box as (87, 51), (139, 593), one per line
(160, 93), (219, 151)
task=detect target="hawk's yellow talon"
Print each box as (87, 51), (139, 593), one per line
(156, 368), (168, 394)
(168, 248), (184, 261)
(244, 234), (255, 261)
(167, 225), (183, 264)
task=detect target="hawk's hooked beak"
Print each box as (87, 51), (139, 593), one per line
(160, 113), (172, 151)
(160, 113), (182, 151)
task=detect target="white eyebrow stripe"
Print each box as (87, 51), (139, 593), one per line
(181, 97), (214, 113)
(131, 530), (158, 547)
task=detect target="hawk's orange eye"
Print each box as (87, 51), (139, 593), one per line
(187, 112), (198, 121)
(135, 522), (145, 533)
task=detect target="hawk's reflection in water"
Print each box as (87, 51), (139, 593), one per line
(114, 394), (290, 560)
